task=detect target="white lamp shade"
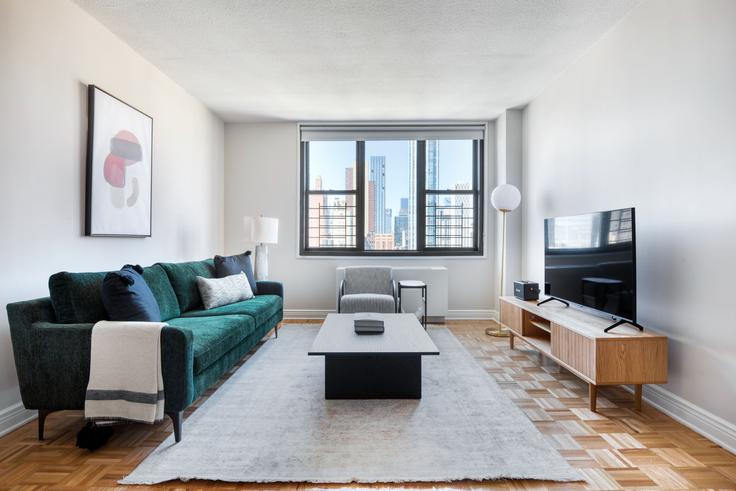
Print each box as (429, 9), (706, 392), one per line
(244, 216), (279, 244)
(490, 184), (521, 212)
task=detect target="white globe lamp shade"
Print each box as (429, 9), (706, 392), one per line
(490, 184), (521, 212)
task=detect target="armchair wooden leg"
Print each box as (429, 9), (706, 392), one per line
(38, 409), (53, 441)
(166, 411), (183, 443)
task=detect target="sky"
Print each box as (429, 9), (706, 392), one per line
(308, 140), (473, 216)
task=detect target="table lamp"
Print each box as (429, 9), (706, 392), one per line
(244, 216), (279, 281)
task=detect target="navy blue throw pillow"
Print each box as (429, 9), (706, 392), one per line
(214, 251), (258, 294)
(101, 265), (162, 322)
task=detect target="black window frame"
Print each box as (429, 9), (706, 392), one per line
(300, 138), (484, 257)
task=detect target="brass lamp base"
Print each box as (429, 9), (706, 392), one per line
(485, 326), (510, 337)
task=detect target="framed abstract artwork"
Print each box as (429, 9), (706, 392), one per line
(85, 85), (153, 237)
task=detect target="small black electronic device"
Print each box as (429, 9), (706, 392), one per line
(354, 325), (384, 335)
(354, 314), (385, 334)
(514, 281), (540, 301)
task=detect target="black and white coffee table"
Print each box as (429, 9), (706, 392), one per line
(308, 314), (439, 399)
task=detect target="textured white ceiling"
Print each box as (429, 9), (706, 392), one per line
(74, 0), (636, 122)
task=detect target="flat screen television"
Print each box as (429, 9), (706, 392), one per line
(544, 208), (636, 322)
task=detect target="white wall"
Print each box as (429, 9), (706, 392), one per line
(495, 110), (524, 302)
(0, 0), (224, 432)
(522, 0), (736, 444)
(224, 123), (496, 318)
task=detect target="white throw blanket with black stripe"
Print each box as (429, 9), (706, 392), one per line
(85, 321), (167, 424)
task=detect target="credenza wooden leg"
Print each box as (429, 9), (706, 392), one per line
(589, 383), (597, 412)
(509, 332), (515, 349)
(634, 384), (643, 411)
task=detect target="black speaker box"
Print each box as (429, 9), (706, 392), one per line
(513, 281), (540, 301)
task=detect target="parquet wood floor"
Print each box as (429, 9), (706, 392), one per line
(1, 320), (734, 490)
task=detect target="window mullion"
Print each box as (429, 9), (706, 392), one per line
(416, 140), (426, 251)
(474, 139), (483, 252)
(356, 141), (366, 252)
(300, 141), (309, 253)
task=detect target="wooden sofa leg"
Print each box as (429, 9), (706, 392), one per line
(38, 409), (53, 440)
(167, 411), (183, 443)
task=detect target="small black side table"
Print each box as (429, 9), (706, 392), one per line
(398, 280), (427, 329)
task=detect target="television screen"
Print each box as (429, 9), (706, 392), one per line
(544, 208), (636, 321)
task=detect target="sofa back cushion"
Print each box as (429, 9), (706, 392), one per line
(49, 271), (108, 323)
(49, 264), (180, 323)
(158, 259), (215, 312)
(143, 264), (181, 320)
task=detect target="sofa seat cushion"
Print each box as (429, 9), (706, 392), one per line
(158, 259), (215, 312)
(180, 295), (283, 325)
(166, 314), (255, 374)
(340, 293), (396, 314)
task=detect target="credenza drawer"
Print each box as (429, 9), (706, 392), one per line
(500, 299), (522, 334)
(551, 323), (595, 381)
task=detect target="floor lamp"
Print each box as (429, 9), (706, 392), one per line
(486, 184), (521, 337)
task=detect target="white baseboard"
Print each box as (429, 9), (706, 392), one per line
(446, 309), (498, 320)
(0, 402), (36, 438)
(284, 309), (332, 320)
(285, 309), (499, 321)
(622, 384), (736, 454)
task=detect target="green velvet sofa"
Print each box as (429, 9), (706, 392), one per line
(6, 258), (283, 443)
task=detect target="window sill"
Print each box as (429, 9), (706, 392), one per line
(298, 249), (486, 259)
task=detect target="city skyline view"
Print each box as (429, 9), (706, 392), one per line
(307, 139), (476, 250)
(308, 139), (473, 216)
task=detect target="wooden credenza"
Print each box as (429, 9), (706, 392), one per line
(500, 296), (668, 411)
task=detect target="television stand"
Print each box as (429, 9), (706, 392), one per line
(500, 296), (667, 412)
(605, 319), (645, 333)
(537, 296), (569, 307)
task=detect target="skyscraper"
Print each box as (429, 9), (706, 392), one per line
(345, 166), (355, 207)
(345, 166), (354, 191)
(426, 140), (439, 190)
(394, 198), (409, 249)
(426, 141), (440, 246)
(367, 180), (376, 243)
(344, 166), (356, 244)
(454, 183), (472, 247)
(369, 156), (387, 234)
(407, 143), (417, 249)
(308, 176), (327, 247)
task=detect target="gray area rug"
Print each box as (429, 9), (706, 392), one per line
(121, 325), (580, 484)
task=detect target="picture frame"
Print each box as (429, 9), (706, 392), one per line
(85, 85), (153, 237)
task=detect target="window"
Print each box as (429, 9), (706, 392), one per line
(300, 125), (484, 256)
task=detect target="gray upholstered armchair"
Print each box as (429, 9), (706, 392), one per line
(338, 266), (398, 313)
